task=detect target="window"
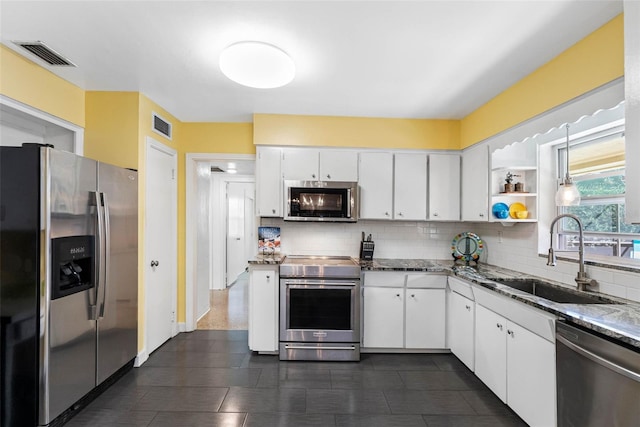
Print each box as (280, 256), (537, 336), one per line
(557, 127), (640, 259)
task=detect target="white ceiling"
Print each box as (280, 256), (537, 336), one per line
(0, 1), (623, 123)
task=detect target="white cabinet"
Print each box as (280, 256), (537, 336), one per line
(625, 0), (640, 223)
(362, 287), (404, 348)
(362, 272), (447, 350)
(248, 266), (279, 352)
(428, 153), (460, 220)
(394, 153), (427, 220)
(359, 152), (393, 219)
(282, 148), (358, 182)
(405, 288), (446, 348)
(461, 144), (489, 221)
(256, 146), (282, 217)
(474, 303), (556, 427)
(448, 290), (475, 370)
(282, 149), (319, 181)
(319, 150), (358, 181)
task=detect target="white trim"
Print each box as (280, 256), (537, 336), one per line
(177, 322), (188, 333)
(134, 349), (149, 367)
(185, 152), (255, 332)
(0, 94), (85, 155)
(144, 137), (179, 350)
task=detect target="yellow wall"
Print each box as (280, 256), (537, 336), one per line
(0, 45), (85, 126)
(182, 122), (254, 154)
(254, 114), (460, 150)
(85, 92), (139, 168)
(461, 14), (624, 148)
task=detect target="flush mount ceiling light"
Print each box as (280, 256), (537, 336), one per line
(219, 41), (295, 89)
(555, 124), (581, 206)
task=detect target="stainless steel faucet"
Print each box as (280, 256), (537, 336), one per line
(548, 213), (597, 291)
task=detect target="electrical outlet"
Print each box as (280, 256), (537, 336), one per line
(498, 231), (503, 243)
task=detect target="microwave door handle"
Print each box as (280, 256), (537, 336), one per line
(347, 188), (351, 217)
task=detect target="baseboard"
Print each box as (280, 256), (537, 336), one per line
(134, 349), (149, 367)
(178, 322), (188, 333)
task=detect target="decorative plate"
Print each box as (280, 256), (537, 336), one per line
(451, 232), (484, 262)
(509, 202), (527, 219)
(492, 202), (509, 219)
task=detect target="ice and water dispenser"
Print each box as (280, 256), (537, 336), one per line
(51, 235), (95, 300)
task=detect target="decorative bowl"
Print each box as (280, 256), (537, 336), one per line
(515, 210), (529, 219)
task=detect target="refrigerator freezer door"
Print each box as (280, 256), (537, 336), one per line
(43, 149), (98, 425)
(96, 162), (138, 385)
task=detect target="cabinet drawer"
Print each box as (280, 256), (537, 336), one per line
(406, 274), (446, 289)
(363, 271), (405, 287)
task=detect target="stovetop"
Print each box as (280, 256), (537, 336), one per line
(280, 255), (361, 279)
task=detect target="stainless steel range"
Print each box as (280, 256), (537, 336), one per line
(279, 255), (361, 361)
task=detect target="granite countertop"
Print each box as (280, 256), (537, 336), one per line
(249, 255), (640, 349)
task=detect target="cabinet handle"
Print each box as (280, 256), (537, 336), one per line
(496, 323), (503, 330)
(479, 213), (485, 217)
(272, 209), (276, 214)
(398, 212), (403, 217)
(465, 305), (471, 311)
(396, 294), (401, 298)
(410, 294), (415, 298)
(507, 330), (514, 337)
(327, 174), (331, 179)
(312, 174), (316, 179)
(433, 212), (439, 217)
(266, 275), (270, 279)
(385, 212), (390, 216)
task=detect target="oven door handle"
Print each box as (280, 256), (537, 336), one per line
(284, 345), (358, 351)
(557, 334), (640, 382)
(283, 281), (359, 287)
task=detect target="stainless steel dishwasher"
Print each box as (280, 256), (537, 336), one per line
(556, 322), (640, 427)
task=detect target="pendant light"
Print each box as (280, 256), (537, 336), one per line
(555, 124), (581, 206)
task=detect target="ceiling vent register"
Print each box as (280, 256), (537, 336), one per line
(152, 113), (172, 140)
(13, 41), (76, 66)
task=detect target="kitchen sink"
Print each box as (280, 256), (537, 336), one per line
(491, 278), (621, 305)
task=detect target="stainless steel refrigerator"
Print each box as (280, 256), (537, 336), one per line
(0, 144), (138, 427)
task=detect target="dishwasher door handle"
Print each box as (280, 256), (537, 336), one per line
(557, 334), (640, 382)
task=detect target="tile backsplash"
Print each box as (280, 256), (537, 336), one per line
(260, 218), (640, 303)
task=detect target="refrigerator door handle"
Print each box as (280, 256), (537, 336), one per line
(99, 192), (110, 318)
(90, 190), (103, 320)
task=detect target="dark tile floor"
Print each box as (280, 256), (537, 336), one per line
(66, 330), (527, 427)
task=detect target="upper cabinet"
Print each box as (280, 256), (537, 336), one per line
(394, 153), (427, 220)
(625, 0), (640, 223)
(428, 153), (460, 221)
(282, 148), (358, 182)
(461, 144), (489, 222)
(359, 152), (393, 219)
(255, 146), (283, 217)
(490, 140), (538, 223)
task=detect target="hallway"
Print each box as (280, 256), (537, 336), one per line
(196, 272), (249, 330)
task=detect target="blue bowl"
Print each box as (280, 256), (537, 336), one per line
(492, 202), (509, 219)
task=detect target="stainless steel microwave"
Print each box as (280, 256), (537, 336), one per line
(284, 180), (358, 222)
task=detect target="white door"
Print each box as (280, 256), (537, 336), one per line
(394, 153), (427, 220)
(428, 153), (461, 220)
(359, 152), (393, 220)
(405, 289), (446, 348)
(461, 144), (489, 221)
(449, 291), (475, 370)
(362, 287), (404, 348)
(226, 182), (254, 286)
(145, 139), (177, 354)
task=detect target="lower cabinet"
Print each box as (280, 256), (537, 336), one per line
(248, 265), (279, 352)
(362, 273), (446, 350)
(448, 290), (475, 370)
(475, 304), (556, 427)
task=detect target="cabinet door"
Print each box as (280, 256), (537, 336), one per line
(405, 289), (445, 349)
(428, 153), (460, 220)
(507, 321), (556, 427)
(461, 144), (489, 221)
(363, 287), (404, 348)
(474, 305), (507, 402)
(625, 1), (640, 223)
(319, 150), (358, 182)
(248, 268), (279, 352)
(256, 147), (282, 217)
(449, 291), (475, 370)
(282, 149), (319, 180)
(359, 152), (393, 220)
(394, 153), (427, 220)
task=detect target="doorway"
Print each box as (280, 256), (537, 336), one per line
(185, 153), (255, 332)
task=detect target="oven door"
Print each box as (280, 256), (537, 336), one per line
(280, 279), (360, 343)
